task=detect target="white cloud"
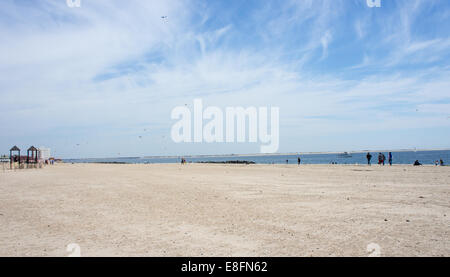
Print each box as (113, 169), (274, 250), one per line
(1, 0), (449, 157)
(320, 30), (332, 59)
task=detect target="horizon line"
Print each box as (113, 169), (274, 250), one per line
(63, 148), (450, 160)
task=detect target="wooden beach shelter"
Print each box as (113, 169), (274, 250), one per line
(9, 145), (20, 166)
(27, 146), (38, 164)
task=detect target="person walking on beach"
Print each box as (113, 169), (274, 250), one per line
(286, 159), (289, 164)
(440, 159), (445, 166)
(378, 153), (382, 165)
(297, 157), (301, 165)
(382, 153), (386, 165)
(366, 152), (372, 165)
(388, 152), (393, 166)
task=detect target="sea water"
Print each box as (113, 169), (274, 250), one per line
(65, 150), (450, 165)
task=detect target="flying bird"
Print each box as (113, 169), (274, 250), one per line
(161, 16), (167, 19)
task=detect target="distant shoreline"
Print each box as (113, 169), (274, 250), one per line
(65, 148), (450, 160)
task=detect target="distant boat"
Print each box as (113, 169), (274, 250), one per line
(337, 152), (352, 158)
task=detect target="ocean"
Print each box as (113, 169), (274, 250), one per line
(64, 150), (450, 165)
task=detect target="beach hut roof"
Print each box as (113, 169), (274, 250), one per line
(10, 145), (20, 151)
(27, 146), (37, 151)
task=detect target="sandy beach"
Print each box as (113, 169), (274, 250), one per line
(0, 163), (449, 257)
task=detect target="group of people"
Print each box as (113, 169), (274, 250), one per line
(367, 152), (445, 166)
(414, 158), (445, 166)
(434, 159), (445, 166)
(184, 155), (446, 166)
(286, 158), (302, 165)
(366, 152), (393, 166)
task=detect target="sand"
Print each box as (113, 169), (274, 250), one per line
(0, 163), (449, 257)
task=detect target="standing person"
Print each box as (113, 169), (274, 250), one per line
(382, 153), (386, 166)
(440, 159), (445, 166)
(388, 152), (392, 166)
(366, 152), (372, 165)
(297, 157), (301, 165)
(286, 159), (289, 164)
(378, 153), (382, 165)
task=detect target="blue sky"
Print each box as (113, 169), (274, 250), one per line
(0, 0), (449, 158)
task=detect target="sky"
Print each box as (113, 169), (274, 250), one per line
(0, 0), (449, 158)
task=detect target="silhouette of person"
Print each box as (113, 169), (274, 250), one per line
(366, 152), (372, 165)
